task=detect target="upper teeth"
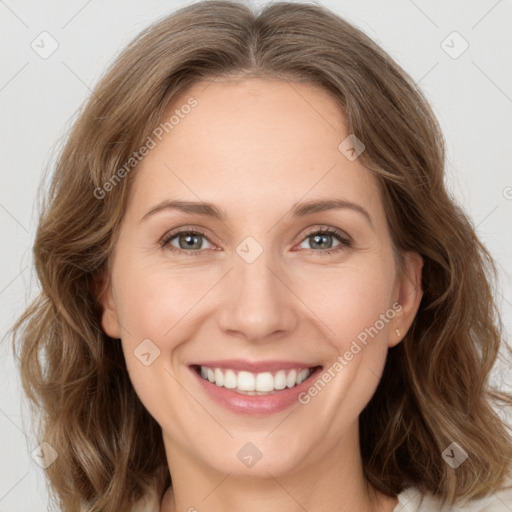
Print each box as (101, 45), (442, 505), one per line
(200, 366), (312, 394)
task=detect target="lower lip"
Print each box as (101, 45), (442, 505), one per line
(190, 366), (322, 415)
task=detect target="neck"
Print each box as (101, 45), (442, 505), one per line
(160, 424), (397, 512)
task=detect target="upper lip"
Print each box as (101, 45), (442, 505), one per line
(189, 359), (321, 373)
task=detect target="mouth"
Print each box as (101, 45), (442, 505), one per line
(190, 363), (323, 396)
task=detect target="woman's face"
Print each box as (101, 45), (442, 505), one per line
(99, 78), (422, 479)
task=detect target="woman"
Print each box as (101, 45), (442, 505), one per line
(11, 1), (512, 511)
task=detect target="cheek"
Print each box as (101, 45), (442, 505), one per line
(113, 257), (207, 346)
(110, 254), (231, 414)
(109, 258), (196, 399)
(291, 259), (396, 409)
(293, 259), (396, 348)
(112, 263), (203, 435)
(292, 260), (396, 415)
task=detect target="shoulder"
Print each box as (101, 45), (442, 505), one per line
(395, 477), (512, 512)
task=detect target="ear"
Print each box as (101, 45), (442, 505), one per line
(388, 251), (423, 348)
(93, 269), (121, 339)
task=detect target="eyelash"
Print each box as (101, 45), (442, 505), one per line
(160, 225), (352, 257)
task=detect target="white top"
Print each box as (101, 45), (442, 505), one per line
(394, 485), (512, 511)
(134, 481), (512, 511)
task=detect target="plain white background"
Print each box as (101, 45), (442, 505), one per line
(1, 0), (511, 510)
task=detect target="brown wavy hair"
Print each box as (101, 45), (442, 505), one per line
(10, 1), (512, 510)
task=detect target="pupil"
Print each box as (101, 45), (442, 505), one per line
(181, 234), (200, 249)
(312, 233), (332, 249)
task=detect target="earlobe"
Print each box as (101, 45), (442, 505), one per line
(388, 251), (423, 348)
(93, 271), (121, 339)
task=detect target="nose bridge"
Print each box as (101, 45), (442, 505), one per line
(217, 235), (297, 340)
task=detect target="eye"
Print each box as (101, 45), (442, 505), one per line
(161, 226), (352, 256)
(296, 227), (352, 254)
(161, 228), (215, 256)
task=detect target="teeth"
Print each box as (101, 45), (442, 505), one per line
(198, 366), (313, 393)
(274, 370), (287, 390)
(224, 369), (237, 389)
(297, 369), (310, 384)
(238, 371), (255, 391)
(255, 372), (274, 392)
(286, 369), (297, 388)
(214, 368), (224, 387)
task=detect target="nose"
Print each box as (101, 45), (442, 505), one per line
(216, 243), (299, 343)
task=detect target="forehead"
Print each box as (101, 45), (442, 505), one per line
(126, 78), (384, 225)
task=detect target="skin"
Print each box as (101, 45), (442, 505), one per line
(99, 77), (423, 512)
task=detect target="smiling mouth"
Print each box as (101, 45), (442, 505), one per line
(191, 365), (322, 395)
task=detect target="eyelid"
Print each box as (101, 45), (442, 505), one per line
(299, 225), (352, 244)
(159, 224), (218, 246)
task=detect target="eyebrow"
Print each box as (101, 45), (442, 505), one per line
(140, 198), (373, 227)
